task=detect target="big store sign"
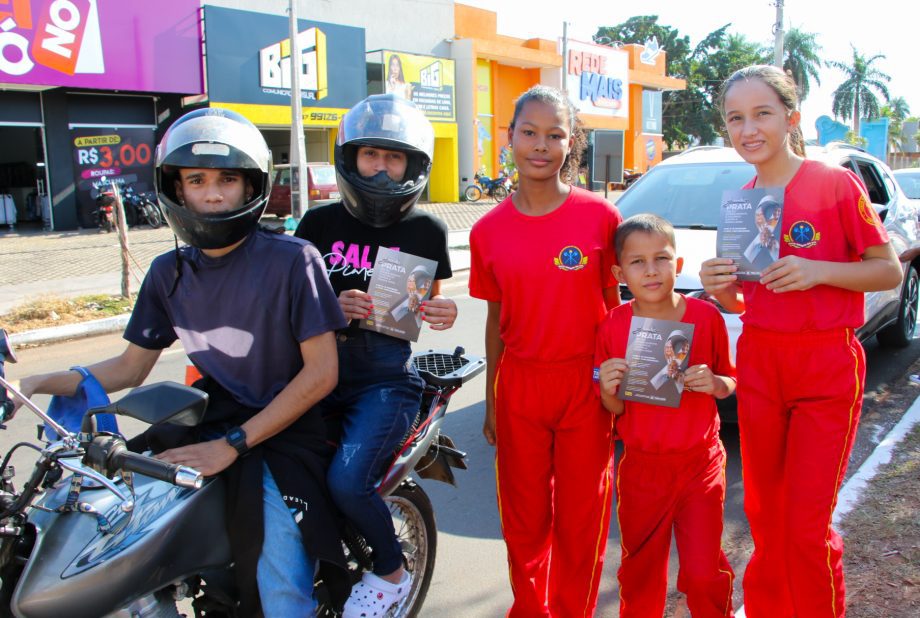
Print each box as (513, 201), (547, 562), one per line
(564, 40), (629, 119)
(0, 0), (202, 94)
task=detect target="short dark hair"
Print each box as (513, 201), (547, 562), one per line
(614, 214), (676, 261)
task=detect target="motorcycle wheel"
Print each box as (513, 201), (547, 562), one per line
(492, 185), (508, 201)
(102, 219), (113, 233)
(463, 185), (482, 202)
(145, 202), (163, 229)
(385, 481), (437, 617)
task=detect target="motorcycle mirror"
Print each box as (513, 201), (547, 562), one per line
(81, 382), (208, 433)
(0, 329), (18, 364)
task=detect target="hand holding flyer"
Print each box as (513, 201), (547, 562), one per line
(620, 316), (695, 409)
(717, 188), (784, 280)
(360, 247), (438, 342)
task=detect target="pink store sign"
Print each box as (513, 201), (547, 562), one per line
(0, 0), (202, 94)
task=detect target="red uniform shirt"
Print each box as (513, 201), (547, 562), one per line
(741, 159), (890, 332)
(470, 187), (622, 362)
(595, 296), (735, 453)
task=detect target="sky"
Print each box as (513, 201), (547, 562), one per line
(460, 0), (917, 139)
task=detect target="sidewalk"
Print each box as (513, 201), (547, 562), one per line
(0, 200), (497, 316)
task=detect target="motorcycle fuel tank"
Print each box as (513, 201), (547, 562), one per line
(12, 472), (230, 618)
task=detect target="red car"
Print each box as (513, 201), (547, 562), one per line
(265, 163), (340, 217)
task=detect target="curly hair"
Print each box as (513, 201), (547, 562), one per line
(510, 85), (586, 184)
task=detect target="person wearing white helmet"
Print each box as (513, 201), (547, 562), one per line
(295, 94), (457, 617)
(17, 108), (351, 616)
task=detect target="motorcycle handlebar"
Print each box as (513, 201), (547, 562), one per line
(106, 442), (203, 490)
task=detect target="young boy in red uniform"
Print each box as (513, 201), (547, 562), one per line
(597, 214), (736, 617)
(470, 86), (622, 617)
(701, 66), (902, 617)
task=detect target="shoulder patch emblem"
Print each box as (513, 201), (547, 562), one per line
(857, 194), (883, 229)
(784, 220), (821, 249)
(554, 245), (588, 271)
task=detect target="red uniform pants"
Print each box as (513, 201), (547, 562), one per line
(737, 327), (864, 618)
(615, 439), (734, 617)
(494, 353), (614, 617)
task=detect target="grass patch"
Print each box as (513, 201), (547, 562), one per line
(0, 294), (134, 334)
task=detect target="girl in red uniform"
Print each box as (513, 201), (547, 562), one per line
(700, 65), (902, 617)
(469, 85), (622, 617)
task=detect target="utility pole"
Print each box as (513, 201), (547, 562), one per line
(561, 21), (568, 94)
(288, 0), (308, 220)
(773, 0), (785, 68)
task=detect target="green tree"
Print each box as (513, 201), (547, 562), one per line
(780, 27), (822, 101)
(881, 98), (913, 152)
(594, 17), (765, 149)
(828, 46), (891, 133)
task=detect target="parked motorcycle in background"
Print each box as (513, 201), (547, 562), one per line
(464, 168), (511, 202)
(122, 186), (163, 229)
(93, 184), (116, 233)
(0, 336), (485, 618)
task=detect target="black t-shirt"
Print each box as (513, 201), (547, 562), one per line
(295, 202), (452, 334)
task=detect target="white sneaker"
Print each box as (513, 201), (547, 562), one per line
(342, 571), (412, 618)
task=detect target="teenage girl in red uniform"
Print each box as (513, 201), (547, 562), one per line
(469, 85), (622, 617)
(700, 65), (903, 617)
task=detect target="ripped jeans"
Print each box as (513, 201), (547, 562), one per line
(321, 330), (424, 575)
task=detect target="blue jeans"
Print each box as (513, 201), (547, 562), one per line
(258, 463), (317, 616)
(321, 331), (424, 575)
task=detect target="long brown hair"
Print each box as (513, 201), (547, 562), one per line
(719, 65), (806, 157)
(510, 85), (587, 184)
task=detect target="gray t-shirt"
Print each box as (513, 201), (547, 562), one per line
(125, 230), (346, 409)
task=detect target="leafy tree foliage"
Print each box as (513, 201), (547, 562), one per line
(595, 16), (766, 149)
(780, 27), (822, 101)
(828, 46), (891, 133)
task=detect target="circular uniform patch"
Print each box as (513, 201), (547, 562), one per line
(857, 194), (882, 229)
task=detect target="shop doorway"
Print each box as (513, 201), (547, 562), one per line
(0, 125), (49, 231)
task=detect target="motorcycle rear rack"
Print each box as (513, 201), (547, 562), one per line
(411, 348), (486, 389)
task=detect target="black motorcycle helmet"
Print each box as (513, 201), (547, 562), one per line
(334, 94), (434, 228)
(155, 108), (272, 249)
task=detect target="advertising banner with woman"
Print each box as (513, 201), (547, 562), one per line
(382, 51), (455, 121)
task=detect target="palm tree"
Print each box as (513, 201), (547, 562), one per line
(781, 27), (822, 101)
(828, 46), (891, 134)
(887, 96), (911, 122)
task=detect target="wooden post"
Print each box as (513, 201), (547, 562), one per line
(112, 182), (131, 298)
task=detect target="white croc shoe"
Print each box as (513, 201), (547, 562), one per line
(342, 571), (412, 618)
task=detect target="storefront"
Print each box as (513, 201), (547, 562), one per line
(202, 6), (366, 186)
(452, 4), (560, 188)
(451, 4), (684, 194)
(0, 0), (203, 230)
(366, 50), (459, 202)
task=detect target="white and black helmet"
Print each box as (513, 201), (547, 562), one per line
(155, 108), (272, 249)
(335, 94), (434, 228)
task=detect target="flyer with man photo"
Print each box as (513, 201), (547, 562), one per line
(717, 188), (784, 280)
(360, 247), (438, 342)
(620, 317), (695, 409)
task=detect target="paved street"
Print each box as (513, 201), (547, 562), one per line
(0, 200), (498, 314)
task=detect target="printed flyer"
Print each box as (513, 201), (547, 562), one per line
(360, 247), (437, 342)
(718, 188), (784, 280)
(620, 316), (695, 409)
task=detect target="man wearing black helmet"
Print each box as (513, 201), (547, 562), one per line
(16, 108), (350, 616)
(295, 94), (457, 617)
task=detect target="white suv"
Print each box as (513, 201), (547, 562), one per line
(615, 143), (920, 357)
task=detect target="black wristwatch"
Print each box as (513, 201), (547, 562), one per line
(225, 426), (249, 457)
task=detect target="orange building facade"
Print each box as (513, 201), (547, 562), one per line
(451, 4), (685, 192)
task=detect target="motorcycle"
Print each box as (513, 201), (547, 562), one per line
(0, 333), (484, 618)
(464, 170), (511, 203)
(122, 186), (163, 229)
(93, 186), (116, 233)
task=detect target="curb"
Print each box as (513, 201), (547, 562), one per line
(10, 315), (131, 347)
